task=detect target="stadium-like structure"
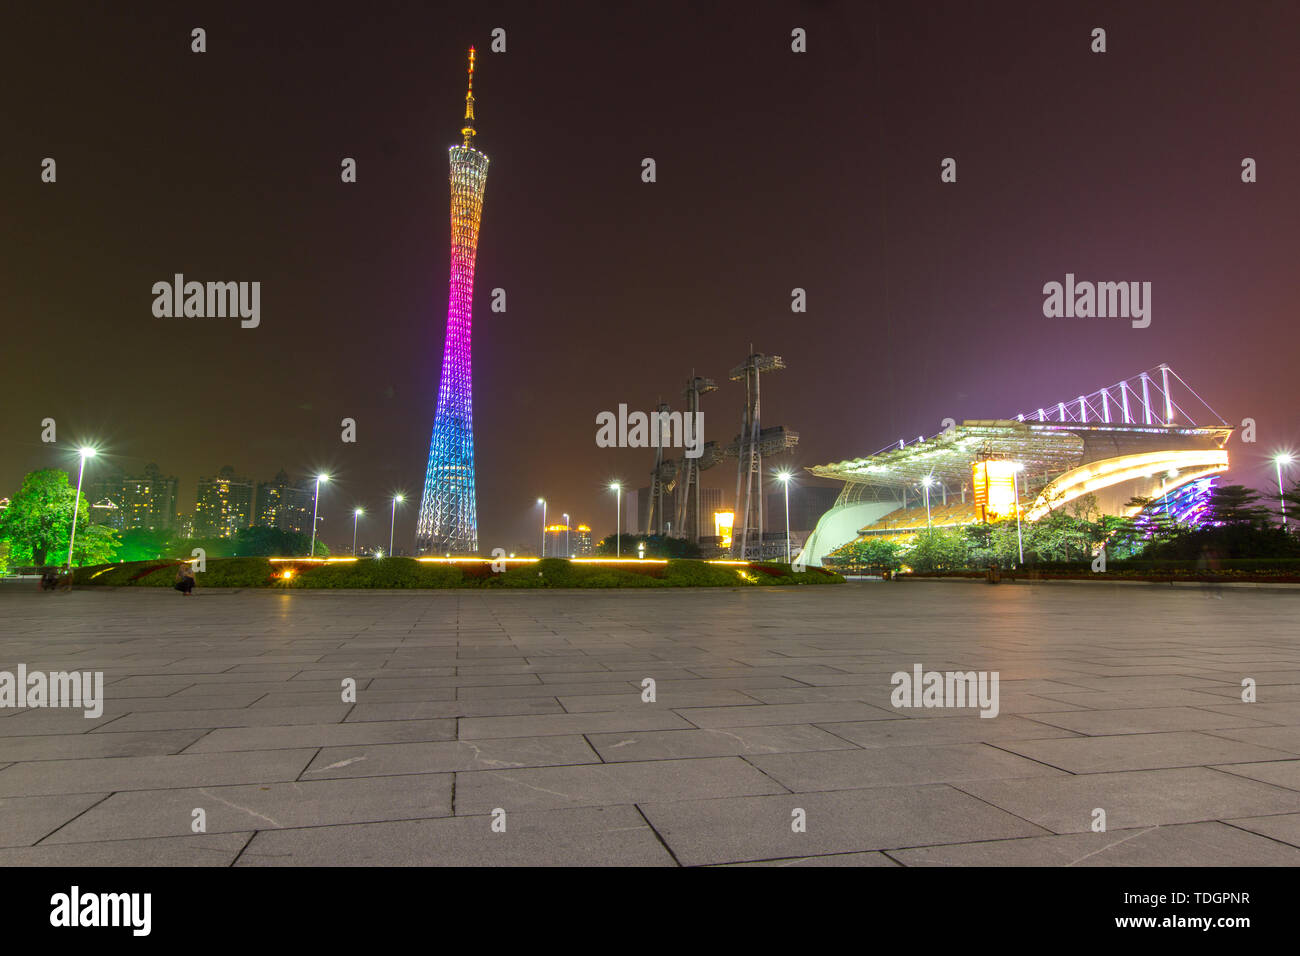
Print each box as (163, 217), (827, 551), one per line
(798, 365), (1233, 566)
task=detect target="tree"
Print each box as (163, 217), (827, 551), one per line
(1280, 478), (1300, 523)
(964, 520), (1024, 568)
(232, 525), (320, 557)
(114, 527), (179, 562)
(826, 537), (904, 570)
(0, 469), (87, 566)
(595, 534), (700, 558)
(1207, 484), (1272, 529)
(49, 523), (119, 567)
(1097, 513), (1144, 559)
(904, 527), (967, 571)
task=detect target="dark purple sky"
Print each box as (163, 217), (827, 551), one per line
(4, 0), (1298, 553)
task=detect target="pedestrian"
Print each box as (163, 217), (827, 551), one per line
(174, 562), (196, 596)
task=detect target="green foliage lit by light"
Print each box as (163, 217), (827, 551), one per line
(0, 468), (101, 566)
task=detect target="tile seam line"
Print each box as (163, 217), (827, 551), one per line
(632, 803), (683, 867)
(31, 790), (116, 845)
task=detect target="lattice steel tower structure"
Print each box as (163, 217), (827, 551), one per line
(729, 349), (797, 561)
(417, 48), (490, 555)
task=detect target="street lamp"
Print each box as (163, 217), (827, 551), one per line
(309, 474), (330, 557)
(1011, 463), (1025, 566)
(66, 446), (97, 577)
(352, 507), (364, 556)
(609, 482), (622, 557)
(776, 471), (793, 563)
(1276, 454), (1295, 529)
(563, 513), (570, 558)
(921, 475), (935, 529)
(389, 494), (404, 556)
(537, 498), (546, 557)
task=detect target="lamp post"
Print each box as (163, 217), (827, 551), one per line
(922, 475), (935, 528)
(1276, 454), (1295, 529)
(388, 494), (404, 556)
(536, 498), (546, 557)
(309, 474), (330, 557)
(352, 508), (364, 556)
(776, 471), (793, 563)
(563, 513), (570, 558)
(609, 482), (622, 556)
(1011, 464), (1024, 566)
(66, 446), (96, 578)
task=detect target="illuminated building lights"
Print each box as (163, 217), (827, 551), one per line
(972, 459), (1020, 521)
(266, 556), (767, 567)
(416, 48), (489, 556)
(714, 511), (734, 548)
(1022, 450), (1228, 521)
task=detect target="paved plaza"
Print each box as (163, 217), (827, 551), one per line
(2, 580), (1300, 866)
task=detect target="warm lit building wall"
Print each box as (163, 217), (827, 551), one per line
(255, 471), (314, 534)
(88, 463), (177, 531)
(195, 467), (254, 538)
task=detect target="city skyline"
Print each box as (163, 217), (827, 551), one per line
(4, 2), (1299, 554)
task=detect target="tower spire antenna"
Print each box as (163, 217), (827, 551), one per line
(461, 46), (477, 148)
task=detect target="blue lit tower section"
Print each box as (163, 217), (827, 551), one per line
(417, 48), (489, 554)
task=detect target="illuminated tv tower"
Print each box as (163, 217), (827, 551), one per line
(416, 48), (489, 554)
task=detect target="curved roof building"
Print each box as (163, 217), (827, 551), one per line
(798, 366), (1233, 566)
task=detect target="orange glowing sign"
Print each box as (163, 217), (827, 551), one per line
(972, 460), (1019, 520)
(714, 511), (734, 548)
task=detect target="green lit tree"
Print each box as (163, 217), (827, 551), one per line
(48, 523), (119, 567)
(826, 537), (904, 570)
(114, 527), (178, 562)
(0, 469), (93, 566)
(904, 526), (967, 571)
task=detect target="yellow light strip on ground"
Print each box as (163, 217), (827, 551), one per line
(269, 558), (359, 563)
(264, 556), (770, 567)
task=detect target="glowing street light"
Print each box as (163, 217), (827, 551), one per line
(609, 482), (622, 557)
(537, 498), (547, 557)
(66, 446), (97, 578)
(352, 507), (364, 556)
(921, 474), (936, 529)
(776, 471), (793, 563)
(1276, 454), (1295, 529)
(389, 494), (404, 556)
(309, 474), (330, 557)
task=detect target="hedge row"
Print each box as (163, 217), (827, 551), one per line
(73, 557), (845, 589)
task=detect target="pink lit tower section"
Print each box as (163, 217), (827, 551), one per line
(417, 48), (489, 554)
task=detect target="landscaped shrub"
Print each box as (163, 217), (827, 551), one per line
(284, 558), (463, 589)
(72, 556), (843, 589)
(138, 557), (275, 588)
(576, 568), (662, 588)
(661, 560), (748, 587)
(75, 561), (174, 586)
(789, 567), (845, 584)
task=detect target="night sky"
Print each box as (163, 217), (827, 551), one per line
(4, 0), (1298, 554)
